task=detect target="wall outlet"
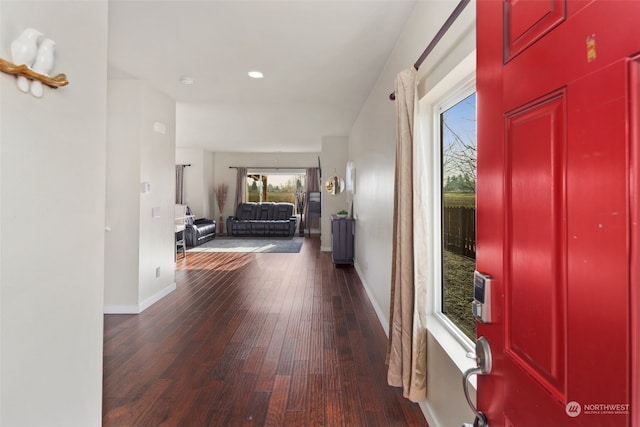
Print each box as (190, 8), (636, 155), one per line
(155, 267), (161, 278)
(152, 207), (161, 218)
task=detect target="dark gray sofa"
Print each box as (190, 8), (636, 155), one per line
(226, 202), (296, 237)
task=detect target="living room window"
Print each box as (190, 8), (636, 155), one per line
(246, 172), (305, 213)
(436, 88), (477, 341)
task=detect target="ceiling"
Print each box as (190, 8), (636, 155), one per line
(107, 0), (416, 153)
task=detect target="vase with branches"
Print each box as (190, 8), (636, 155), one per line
(214, 183), (228, 235)
(295, 189), (306, 235)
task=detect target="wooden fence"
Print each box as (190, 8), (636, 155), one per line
(443, 206), (476, 259)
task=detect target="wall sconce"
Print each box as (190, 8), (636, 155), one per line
(0, 27), (68, 97)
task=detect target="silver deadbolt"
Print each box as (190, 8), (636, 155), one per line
(462, 336), (492, 427)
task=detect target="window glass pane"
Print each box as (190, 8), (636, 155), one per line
(246, 173), (305, 213)
(247, 175), (263, 202)
(265, 175), (296, 203)
(441, 92), (476, 340)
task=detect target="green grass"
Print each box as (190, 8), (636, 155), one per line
(441, 193), (476, 339)
(247, 191), (294, 203)
(442, 250), (476, 340)
(443, 192), (475, 208)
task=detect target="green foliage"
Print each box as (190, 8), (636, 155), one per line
(443, 192), (475, 208)
(444, 173), (475, 193)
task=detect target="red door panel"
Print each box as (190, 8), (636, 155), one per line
(505, 90), (567, 400)
(505, 0), (565, 61)
(477, 1), (639, 426)
(566, 59), (629, 409)
(630, 56), (640, 427)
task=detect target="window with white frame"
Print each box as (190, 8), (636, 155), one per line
(433, 81), (477, 342)
(246, 172), (306, 214)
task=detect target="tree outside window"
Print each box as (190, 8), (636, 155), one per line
(440, 92), (476, 340)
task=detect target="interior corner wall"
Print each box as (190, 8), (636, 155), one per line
(348, 1), (476, 426)
(320, 136), (348, 251)
(0, 2), (108, 426)
(105, 80), (176, 313)
(176, 147), (206, 218)
(138, 83), (176, 306)
(204, 150), (215, 219)
(105, 80), (141, 309)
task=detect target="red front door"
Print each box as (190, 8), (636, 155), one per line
(476, 1), (639, 426)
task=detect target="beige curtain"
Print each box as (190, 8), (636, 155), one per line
(175, 165), (186, 204)
(234, 167), (247, 209)
(386, 67), (428, 402)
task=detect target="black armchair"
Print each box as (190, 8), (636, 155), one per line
(184, 206), (216, 247)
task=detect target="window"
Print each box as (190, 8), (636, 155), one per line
(438, 90), (477, 341)
(246, 172), (306, 213)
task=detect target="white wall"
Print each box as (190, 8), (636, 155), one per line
(176, 147), (207, 218)
(138, 83), (176, 306)
(175, 148), (216, 220)
(348, 1), (476, 426)
(320, 136), (348, 251)
(0, 2), (108, 425)
(105, 80), (176, 313)
(105, 81), (140, 309)
(204, 150), (215, 219)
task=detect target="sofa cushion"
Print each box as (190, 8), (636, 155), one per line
(272, 204), (293, 220)
(236, 203), (255, 220)
(257, 203), (272, 220)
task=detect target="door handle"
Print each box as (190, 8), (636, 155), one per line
(462, 336), (492, 427)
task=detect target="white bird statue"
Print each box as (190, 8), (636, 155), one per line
(10, 28), (43, 93)
(30, 38), (56, 98)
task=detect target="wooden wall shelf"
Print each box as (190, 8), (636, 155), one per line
(0, 57), (68, 88)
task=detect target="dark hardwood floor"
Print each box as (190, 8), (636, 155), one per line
(103, 236), (428, 426)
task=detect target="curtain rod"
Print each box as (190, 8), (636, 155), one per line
(389, 0), (470, 101)
(177, 163), (191, 167)
(229, 166), (309, 170)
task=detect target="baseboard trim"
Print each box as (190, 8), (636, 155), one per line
(418, 399), (442, 427)
(104, 282), (176, 314)
(354, 261), (389, 337)
(139, 282), (176, 313)
(353, 262), (436, 425)
(103, 304), (140, 314)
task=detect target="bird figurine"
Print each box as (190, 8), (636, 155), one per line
(30, 38), (56, 98)
(10, 28), (42, 93)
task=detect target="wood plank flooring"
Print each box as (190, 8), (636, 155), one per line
(103, 236), (428, 426)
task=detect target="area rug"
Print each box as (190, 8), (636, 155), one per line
(187, 236), (304, 253)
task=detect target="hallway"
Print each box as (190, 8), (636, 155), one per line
(102, 236), (428, 426)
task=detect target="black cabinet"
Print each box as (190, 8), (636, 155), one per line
(331, 216), (354, 264)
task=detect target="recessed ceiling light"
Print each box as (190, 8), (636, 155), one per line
(179, 75), (195, 85)
(248, 71), (264, 79)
